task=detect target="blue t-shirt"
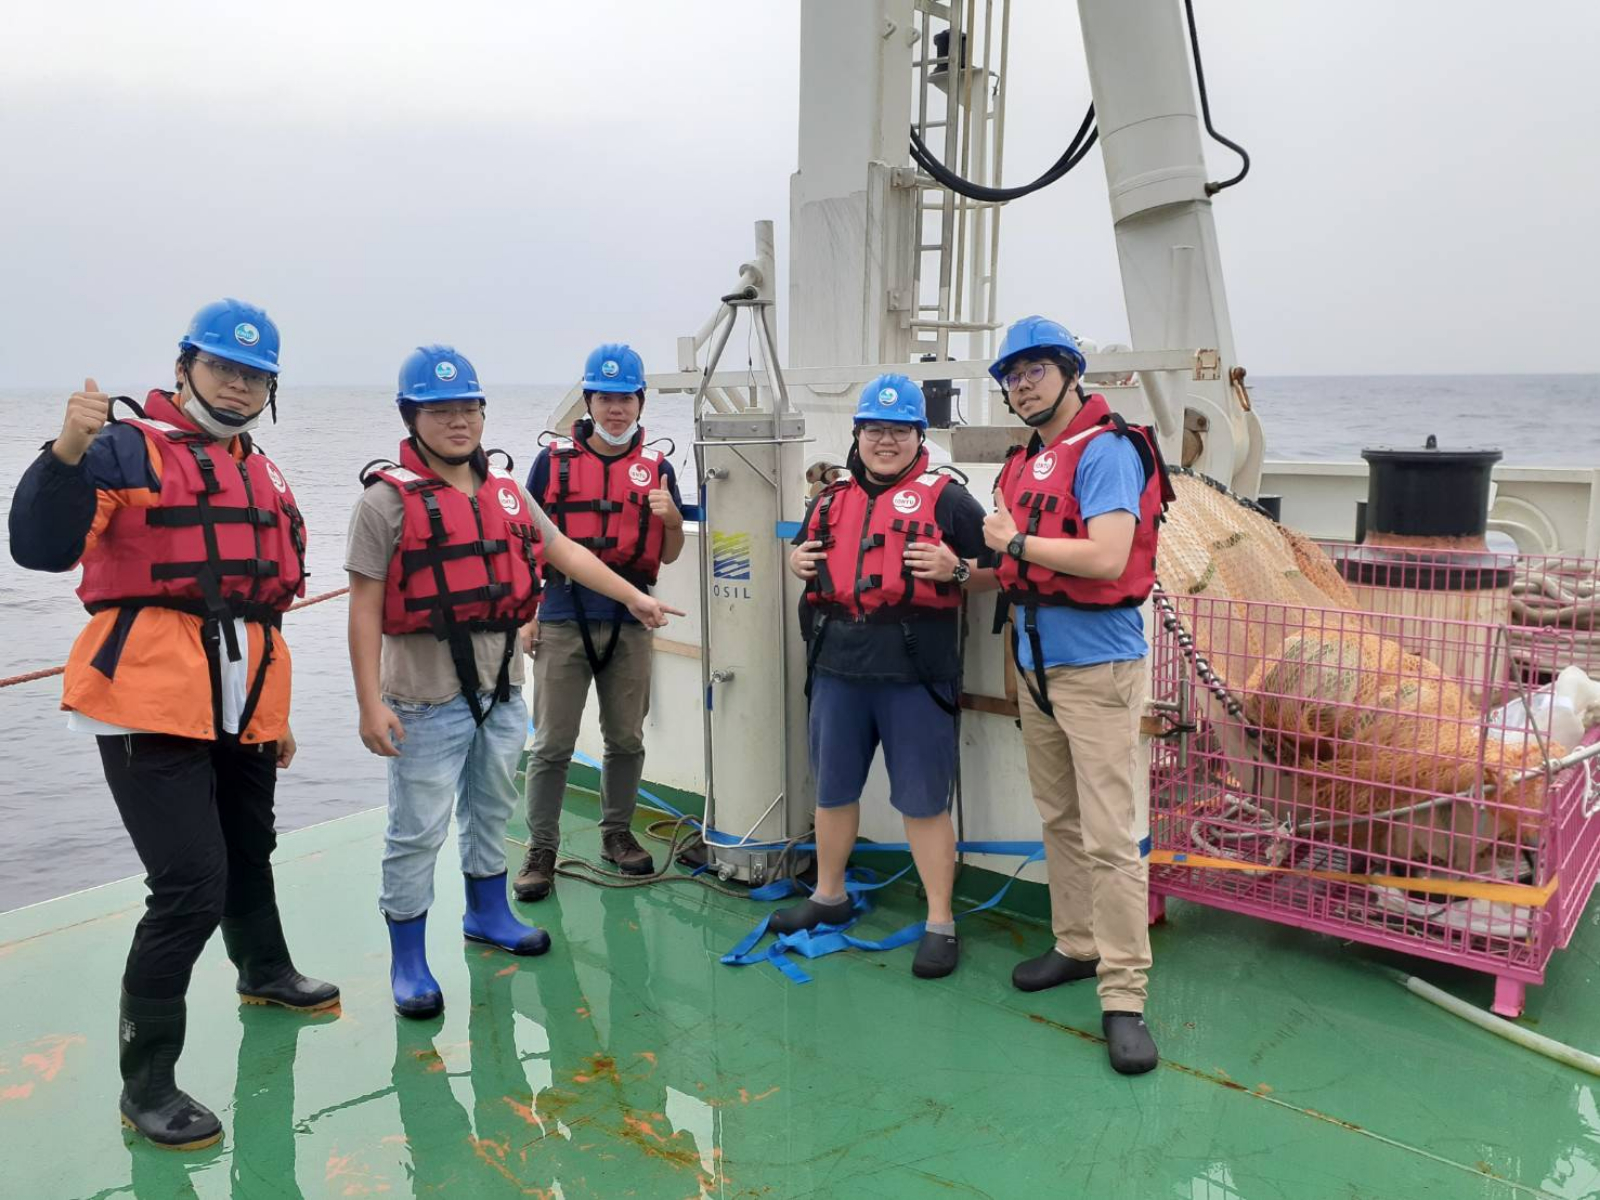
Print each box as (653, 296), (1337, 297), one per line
(1014, 433), (1149, 670)
(527, 447), (685, 624)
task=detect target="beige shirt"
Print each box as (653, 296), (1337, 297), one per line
(344, 477), (558, 704)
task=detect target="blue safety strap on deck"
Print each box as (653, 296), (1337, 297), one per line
(548, 728), (1097, 981)
(721, 865), (919, 983)
(721, 844), (1052, 984)
(774, 520), (802, 540)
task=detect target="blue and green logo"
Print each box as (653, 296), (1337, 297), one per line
(711, 532), (751, 581)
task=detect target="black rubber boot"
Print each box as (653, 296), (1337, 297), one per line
(1011, 948), (1100, 992)
(118, 990), (223, 1150)
(220, 904), (341, 1012)
(767, 895), (855, 935)
(912, 930), (960, 979)
(1103, 1011), (1159, 1075)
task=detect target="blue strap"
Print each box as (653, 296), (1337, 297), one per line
(681, 503), (705, 522)
(814, 846), (1049, 979)
(774, 519), (802, 539)
(538, 723), (1098, 983)
(721, 870), (925, 984)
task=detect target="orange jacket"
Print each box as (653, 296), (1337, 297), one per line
(53, 395), (296, 742)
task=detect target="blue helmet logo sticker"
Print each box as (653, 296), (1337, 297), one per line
(234, 323), (260, 347)
(601, 359), (621, 379)
(878, 386), (899, 407)
(435, 361), (458, 382)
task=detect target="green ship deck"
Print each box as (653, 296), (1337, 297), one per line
(5, 779), (1600, 1199)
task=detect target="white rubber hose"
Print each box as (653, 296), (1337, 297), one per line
(1394, 972), (1600, 1077)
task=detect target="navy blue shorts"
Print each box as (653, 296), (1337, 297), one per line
(808, 676), (957, 818)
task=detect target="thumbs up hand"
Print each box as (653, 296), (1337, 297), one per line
(55, 377), (111, 466)
(983, 491), (1018, 553)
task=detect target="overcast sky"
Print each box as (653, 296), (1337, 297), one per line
(2, 0), (1596, 390)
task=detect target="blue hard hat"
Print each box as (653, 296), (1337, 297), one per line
(582, 344), (646, 394)
(854, 373), (927, 427)
(396, 345), (485, 404)
(990, 315), (1087, 384)
(178, 298), (281, 374)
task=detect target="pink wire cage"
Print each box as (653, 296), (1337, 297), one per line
(1146, 544), (1600, 1017)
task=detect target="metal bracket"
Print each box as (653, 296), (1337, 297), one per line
(700, 414), (807, 441)
(1192, 349), (1222, 381)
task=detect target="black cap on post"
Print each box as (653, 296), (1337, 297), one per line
(1360, 436), (1502, 545)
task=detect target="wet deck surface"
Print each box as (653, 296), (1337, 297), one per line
(4, 790), (1600, 1199)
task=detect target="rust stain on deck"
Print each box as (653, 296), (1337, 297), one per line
(573, 1053), (619, 1085)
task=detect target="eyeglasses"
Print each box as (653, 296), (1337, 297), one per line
(1001, 361), (1054, 391)
(418, 403), (485, 422)
(858, 423), (915, 443)
(196, 354), (273, 392)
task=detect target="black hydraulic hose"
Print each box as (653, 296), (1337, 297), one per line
(911, 3), (1249, 203)
(908, 104), (1097, 204)
(1184, 0), (1250, 195)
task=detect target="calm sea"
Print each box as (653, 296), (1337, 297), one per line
(1, 373), (1595, 911)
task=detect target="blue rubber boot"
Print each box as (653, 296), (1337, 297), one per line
(463, 873), (552, 956)
(385, 913), (444, 1020)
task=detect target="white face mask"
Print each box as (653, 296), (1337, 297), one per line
(592, 419), (639, 448)
(182, 391), (264, 440)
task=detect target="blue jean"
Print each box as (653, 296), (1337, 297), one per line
(380, 691), (528, 921)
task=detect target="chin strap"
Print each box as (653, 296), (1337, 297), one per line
(410, 432), (477, 468)
(1015, 377), (1075, 429)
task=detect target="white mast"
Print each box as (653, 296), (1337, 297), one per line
(1077, 0), (1263, 493)
(789, 0), (917, 375)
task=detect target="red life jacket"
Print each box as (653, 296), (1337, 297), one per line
(801, 449), (961, 619)
(994, 393), (1174, 610)
(539, 423), (667, 586)
(77, 390), (308, 625)
(365, 440), (545, 721)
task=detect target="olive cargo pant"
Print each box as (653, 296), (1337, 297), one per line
(524, 620), (654, 851)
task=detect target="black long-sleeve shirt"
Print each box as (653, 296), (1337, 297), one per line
(9, 427), (159, 572)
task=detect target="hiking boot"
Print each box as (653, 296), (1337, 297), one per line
(513, 846), (557, 902)
(1103, 1011), (1159, 1075)
(1012, 948), (1100, 992)
(600, 830), (654, 876)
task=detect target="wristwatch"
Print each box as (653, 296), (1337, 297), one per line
(1006, 533), (1028, 562)
(952, 559), (971, 585)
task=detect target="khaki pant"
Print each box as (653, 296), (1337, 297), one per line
(524, 620), (654, 851)
(1018, 659), (1151, 1013)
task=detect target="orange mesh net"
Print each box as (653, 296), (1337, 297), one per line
(1155, 472), (1558, 850)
